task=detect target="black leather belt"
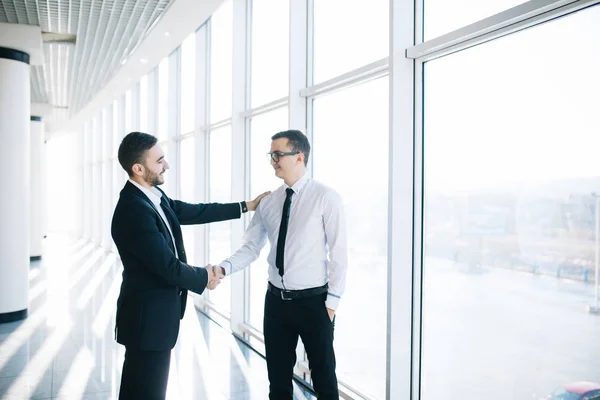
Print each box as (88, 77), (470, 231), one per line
(268, 282), (328, 301)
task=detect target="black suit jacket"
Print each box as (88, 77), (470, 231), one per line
(111, 181), (241, 351)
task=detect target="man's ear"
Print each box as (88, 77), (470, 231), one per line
(297, 152), (305, 165)
(131, 163), (144, 177)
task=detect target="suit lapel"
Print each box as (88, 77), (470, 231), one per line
(159, 199), (186, 263)
(122, 181), (184, 261)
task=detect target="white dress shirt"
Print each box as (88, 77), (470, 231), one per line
(219, 173), (348, 310)
(128, 179), (178, 258)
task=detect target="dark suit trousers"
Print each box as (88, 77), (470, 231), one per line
(119, 347), (171, 400)
(263, 290), (338, 400)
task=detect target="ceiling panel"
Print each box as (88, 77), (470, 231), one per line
(0, 0), (172, 125)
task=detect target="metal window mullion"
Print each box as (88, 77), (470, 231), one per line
(411, 0), (425, 398)
(289, 0), (308, 131)
(103, 106), (114, 249)
(168, 48), (180, 197)
(83, 122), (92, 240)
(388, 0), (418, 399)
(147, 68), (158, 138)
(94, 113), (103, 245)
(300, 57), (389, 99)
(75, 131), (85, 238)
(230, 0), (251, 337)
(240, 96), (289, 119)
(192, 23), (210, 311)
(200, 117), (234, 132)
(117, 94), (126, 143)
(406, 0), (600, 61)
(131, 80), (141, 131)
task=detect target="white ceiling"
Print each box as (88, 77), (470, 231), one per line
(1, 0), (224, 133)
(0, 0), (172, 128)
(57, 0), (224, 135)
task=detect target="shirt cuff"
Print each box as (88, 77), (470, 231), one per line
(325, 292), (341, 310)
(219, 260), (233, 276)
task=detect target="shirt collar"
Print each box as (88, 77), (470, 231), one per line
(129, 179), (162, 207)
(285, 173), (310, 195)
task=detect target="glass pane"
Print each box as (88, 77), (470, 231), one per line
(312, 78), (388, 399)
(251, 0), (289, 107)
(140, 75), (148, 132)
(158, 58), (169, 140)
(207, 126), (232, 313)
(102, 108), (110, 160)
(422, 7), (600, 400)
(180, 34), (196, 134)
(210, 0), (233, 123)
(180, 136), (196, 263)
(247, 107), (288, 330)
(112, 100), (120, 156)
(424, 0), (527, 40)
(112, 158), (123, 212)
(313, 0), (388, 84)
(124, 91), (132, 134)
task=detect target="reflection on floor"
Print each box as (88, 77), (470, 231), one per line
(0, 235), (316, 400)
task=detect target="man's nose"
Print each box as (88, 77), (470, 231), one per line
(164, 160), (170, 169)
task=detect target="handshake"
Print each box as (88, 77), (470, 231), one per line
(205, 264), (226, 290)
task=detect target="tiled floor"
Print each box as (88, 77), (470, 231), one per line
(0, 235), (316, 399)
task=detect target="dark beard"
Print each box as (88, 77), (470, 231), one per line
(143, 170), (163, 186)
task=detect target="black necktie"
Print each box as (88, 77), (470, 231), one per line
(275, 188), (294, 277)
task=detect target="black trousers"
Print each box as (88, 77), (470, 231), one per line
(119, 347), (171, 400)
(264, 290), (338, 400)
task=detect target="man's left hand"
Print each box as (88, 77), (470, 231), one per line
(247, 191), (271, 211)
(326, 307), (335, 322)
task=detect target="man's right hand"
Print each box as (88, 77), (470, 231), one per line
(205, 264), (224, 290)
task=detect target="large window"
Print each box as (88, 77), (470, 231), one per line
(312, 78), (388, 399)
(247, 107), (289, 329)
(312, 0), (388, 84)
(251, 0), (289, 107)
(158, 57), (169, 140)
(180, 136), (196, 264)
(180, 34), (196, 134)
(421, 7), (600, 400)
(210, 0), (233, 123)
(207, 126), (233, 313)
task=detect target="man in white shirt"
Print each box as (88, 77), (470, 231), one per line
(215, 130), (348, 399)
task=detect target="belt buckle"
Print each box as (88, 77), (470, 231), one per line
(280, 290), (293, 301)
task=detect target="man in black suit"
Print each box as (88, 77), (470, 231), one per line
(111, 131), (268, 400)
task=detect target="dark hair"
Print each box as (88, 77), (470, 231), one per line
(271, 129), (311, 166)
(118, 132), (158, 176)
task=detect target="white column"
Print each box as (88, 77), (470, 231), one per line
(30, 117), (44, 260)
(0, 23), (43, 322)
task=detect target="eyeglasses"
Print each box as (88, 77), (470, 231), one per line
(266, 151), (300, 163)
